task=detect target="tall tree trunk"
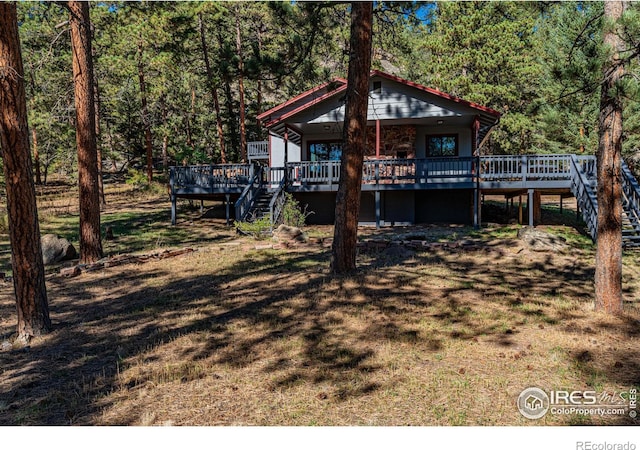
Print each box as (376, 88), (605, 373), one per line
(216, 29), (239, 161)
(27, 71), (42, 185)
(235, 10), (247, 163)
(69, 0), (103, 264)
(0, 3), (51, 342)
(160, 96), (169, 174)
(330, 2), (373, 274)
(198, 12), (226, 163)
(31, 126), (42, 185)
(595, 0), (626, 314)
(92, 49), (106, 207)
(137, 41), (153, 183)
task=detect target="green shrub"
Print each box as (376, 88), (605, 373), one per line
(125, 169), (148, 189)
(235, 215), (272, 239)
(281, 193), (313, 228)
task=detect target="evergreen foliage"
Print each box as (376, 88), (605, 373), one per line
(11, 1), (640, 181)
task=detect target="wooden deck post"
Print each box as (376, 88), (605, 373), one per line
(376, 119), (380, 158)
(533, 191), (542, 225)
(225, 193), (230, 226)
(171, 195), (176, 225)
(528, 189), (534, 227)
(518, 195), (523, 225)
(170, 167), (176, 225)
(375, 190), (381, 229)
(473, 187), (479, 228)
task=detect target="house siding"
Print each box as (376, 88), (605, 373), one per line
(269, 132), (301, 167)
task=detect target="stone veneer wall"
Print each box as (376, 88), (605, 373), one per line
(365, 124), (416, 159)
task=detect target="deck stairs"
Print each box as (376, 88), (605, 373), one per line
(572, 156), (640, 248)
(244, 188), (274, 223)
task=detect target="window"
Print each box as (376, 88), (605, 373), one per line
(309, 142), (342, 161)
(426, 134), (458, 157)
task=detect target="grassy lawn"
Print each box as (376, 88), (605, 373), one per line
(0, 183), (638, 425)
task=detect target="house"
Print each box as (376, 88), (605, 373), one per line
(169, 71), (640, 247)
(253, 70), (501, 226)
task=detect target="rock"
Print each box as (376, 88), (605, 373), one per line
(60, 266), (81, 278)
(41, 234), (78, 265)
(273, 224), (308, 243)
(516, 227), (568, 252)
(383, 244), (415, 260)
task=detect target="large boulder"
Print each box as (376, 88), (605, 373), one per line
(517, 227), (568, 252)
(273, 224), (308, 243)
(41, 234), (78, 265)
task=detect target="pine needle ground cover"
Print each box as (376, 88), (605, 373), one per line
(0, 185), (638, 425)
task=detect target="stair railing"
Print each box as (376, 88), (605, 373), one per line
(268, 177), (287, 231)
(621, 160), (640, 234)
(570, 155), (598, 240)
(234, 165), (263, 222)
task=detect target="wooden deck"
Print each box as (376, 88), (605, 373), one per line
(169, 154), (640, 247)
(171, 154), (594, 194)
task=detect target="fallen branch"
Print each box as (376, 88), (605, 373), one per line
(60, 247), (196, 277)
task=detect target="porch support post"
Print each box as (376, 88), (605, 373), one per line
(473, 187), (479, 228)
(473, 153), (480, 229)
(375, 190), (381, 229)
(284, 126), (289, 183)
(225, 194), (231, 226)
(471, 116), (480, 156)
(518, 195), (523, 225)
(376, 119), (381, 158)
(528, 189), (534, 227)
(200, 200), (204, 214)
(171, 195), (176, 225)
(170, 167), (176, 225)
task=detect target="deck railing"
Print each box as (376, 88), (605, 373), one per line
(248, 141), (269, 160)
(171, 154), (600, 190)
(288, 160), (341, 187)
(480, 154), (573, 182)
(265, 166), (286, 185)
(171, 164), (253, 190)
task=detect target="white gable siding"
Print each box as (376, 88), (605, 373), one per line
(269, 133), (301, 168)
(293, 79), (476, 125)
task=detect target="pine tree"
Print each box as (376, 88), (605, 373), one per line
(0, 2), (51, 343)
(595, 0), (627, 314)
(330, 2), (373, 274)
(69, 0), (103, 264)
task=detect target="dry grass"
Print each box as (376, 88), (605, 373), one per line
(0, 185), (639, 426)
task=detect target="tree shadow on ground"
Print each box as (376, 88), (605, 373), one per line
(0, 237), (638, 425)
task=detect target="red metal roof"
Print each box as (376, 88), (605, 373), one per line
(259, 70), (501, 129)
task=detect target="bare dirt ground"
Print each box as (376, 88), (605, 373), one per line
(0, 185), (639, 426)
